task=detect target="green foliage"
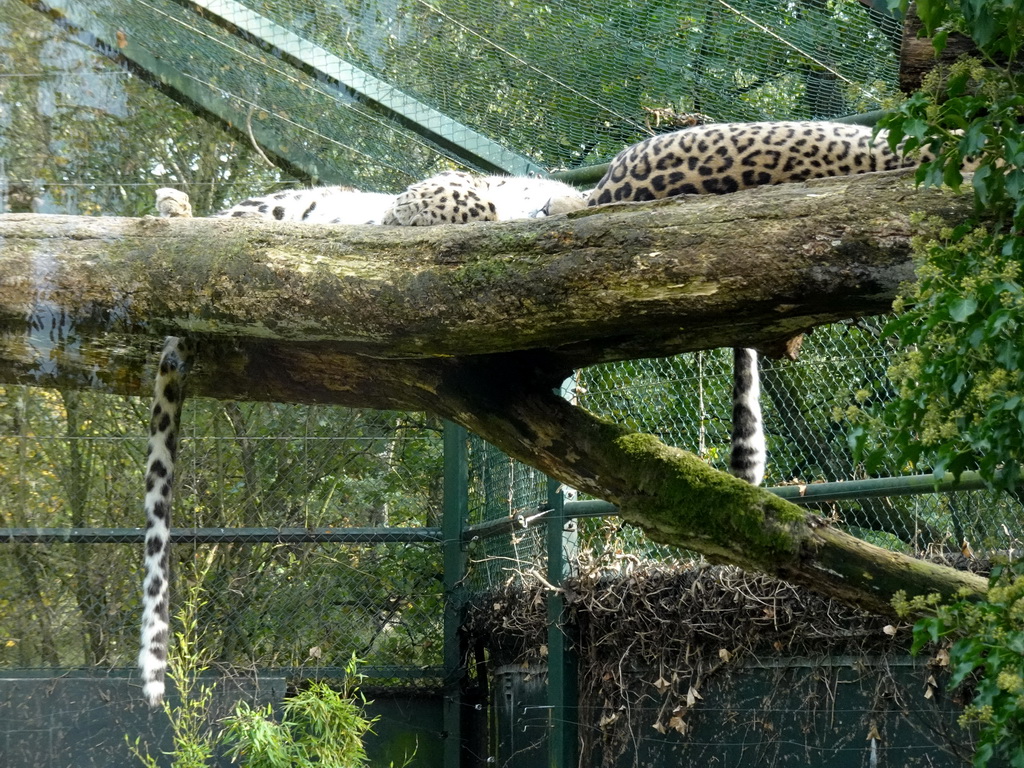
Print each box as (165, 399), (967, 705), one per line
(866, 5), (1024, 766)
(220, 657), (376, 768)
(853, 1), (1024, 490)
(0, 0), (284, 216)
(895, 559), (1024, 767)
(129, 570), (379, 768)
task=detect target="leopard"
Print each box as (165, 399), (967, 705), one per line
(587, 120), (934, 486)
(140, 173), (587, 705)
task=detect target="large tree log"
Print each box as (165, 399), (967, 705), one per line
(1, 171), (971, 402)
(0, 170), (987, 611)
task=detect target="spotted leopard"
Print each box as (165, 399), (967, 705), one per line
(141, 174), (586, 705)
(588, 120), (920, 204)
(587, 120), (935, 485)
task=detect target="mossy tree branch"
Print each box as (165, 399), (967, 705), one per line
(0, 170), (987, 611)
(421, 359), (986, 613)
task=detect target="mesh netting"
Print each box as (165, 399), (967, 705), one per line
(579, 318), (1024, 556)
(29, 0), (903, 191)
(0, 391), (445, 681)
(465, 438), (549, 591)
(462, 318), (1024, 586)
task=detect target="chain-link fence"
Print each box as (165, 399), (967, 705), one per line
(578, 318), (1024, 557)
(0, 395), (447, 685)
(458, 316), (1024, 599)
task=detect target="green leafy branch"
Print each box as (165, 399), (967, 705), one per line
(852, 1), (1024, 490)
(854, 3), (1024, 766)
(895, 559), (1024, 768)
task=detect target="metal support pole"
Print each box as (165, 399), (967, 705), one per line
(442, 421), (469, 768)
(546, 478), (579, 768)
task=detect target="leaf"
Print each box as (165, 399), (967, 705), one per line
(902, 117), (929, 141)
(972, 163), (993, 206)
(914, 0), (947, 34)
(952, 371), (968, 395)
(950, 656), (981, 687)
(687, 685), (702, 706)
(911, 616), (941, 655)
(1005, 631), (1024, 655)
(943, 159), (964, 190)
(1007, 169), (1024, 200)
(970, 9), (996, 48)
(667, 714), (688, 734)
(949, 297), (978, 322)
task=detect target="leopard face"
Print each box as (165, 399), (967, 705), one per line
(588, 121), (916, 206)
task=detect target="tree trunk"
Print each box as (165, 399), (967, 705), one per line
(0, 171), (973, 406)
(899, 6), (981, 93)
(0, 171), (988, 610)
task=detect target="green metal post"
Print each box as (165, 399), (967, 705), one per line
(443, 421), (469, 768)
(546, 478), (579, 768)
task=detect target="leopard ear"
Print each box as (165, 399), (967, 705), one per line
(535, 192), (589, 217)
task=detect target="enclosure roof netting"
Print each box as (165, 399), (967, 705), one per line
(36, 0), (903, 191)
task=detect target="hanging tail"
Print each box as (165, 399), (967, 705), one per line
(139, 336), (191, 706)
(141, 188), (196, 706)
(729, 347), (766, 486)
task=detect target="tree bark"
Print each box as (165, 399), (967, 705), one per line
(899, 6), (981, 93)
(421, 363), (986, 613)
(0, 170), (988, 611)
(0, 171), (971, 401)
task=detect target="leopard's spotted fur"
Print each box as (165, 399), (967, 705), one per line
(212, 186), (396, 224)
(379, 171), (587, 225)
(588, 120), (916, 205)
(139, 336), (191, 707)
